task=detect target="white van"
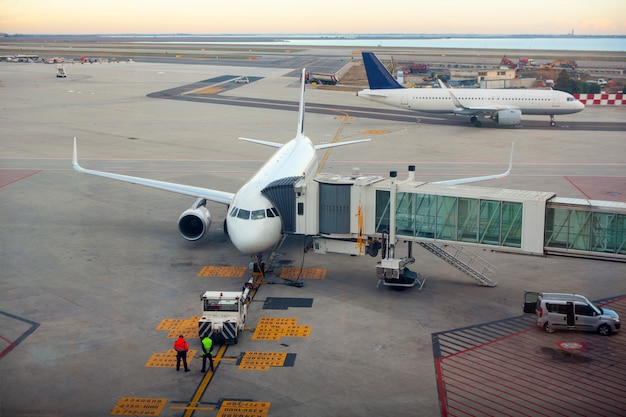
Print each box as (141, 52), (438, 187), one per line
(523, 292), (620, 336)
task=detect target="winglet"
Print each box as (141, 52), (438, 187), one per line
(72, 137), (86, 173)
(297, 68), (306, 138)
(361, 52), (403, 90)
(434, 142), (514, 185)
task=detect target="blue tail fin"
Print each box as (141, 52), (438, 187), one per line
(362, 52), (403, 89)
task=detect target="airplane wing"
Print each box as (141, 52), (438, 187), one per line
(238, 137), (284, 148)
(72, 138), (235, 205)
(434, 143), (514, 185)
(315, 138), (371, 150)
(445, 88), (518, 116)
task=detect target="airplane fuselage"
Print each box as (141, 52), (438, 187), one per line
(358, 88), (584, 116)
(226, 136), (318, 254)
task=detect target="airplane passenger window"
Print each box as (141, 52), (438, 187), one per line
(237, 209), (250, 219)
(251, 209), (265, 220)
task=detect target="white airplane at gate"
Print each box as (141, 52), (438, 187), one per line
(73, 69), (370, 255)
(357, 52), (585, 127)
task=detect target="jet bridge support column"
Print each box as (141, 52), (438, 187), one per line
(376, 171), (424, 289)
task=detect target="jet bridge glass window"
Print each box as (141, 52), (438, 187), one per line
(375, 191), (523, 248)
(501, 202), (522, 248)
(436, 196), (458, 241)
(396, 192), (415, 236)
(545, 208), (626, 255)
(458, 198), (479, 242)
(375, 190), (390, 233)
(414, 194), (436, 239)
(479, 200), (501, 245)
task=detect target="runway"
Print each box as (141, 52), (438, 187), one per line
(1, 57), (625, 416)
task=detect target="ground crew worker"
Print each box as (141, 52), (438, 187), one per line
(201, 334), (214, 373)
(174, 334), (190, 372)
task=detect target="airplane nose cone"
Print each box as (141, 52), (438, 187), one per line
(230, 234), (274, 254)
(226, 217), (282, 254)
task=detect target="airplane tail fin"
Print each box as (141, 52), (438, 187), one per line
(296, 68), (306, 139)
(361, 52), (403, 90)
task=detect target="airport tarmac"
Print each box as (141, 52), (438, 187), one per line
(1, 59), (625, 417)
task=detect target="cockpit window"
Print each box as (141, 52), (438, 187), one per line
(266, 208), (275, 218)
(251, 209), (265, 220)
(229, 207), (238, 217)
(237, 209), (250, 219)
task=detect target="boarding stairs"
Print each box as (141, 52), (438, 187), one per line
(418, 242), (497, 287)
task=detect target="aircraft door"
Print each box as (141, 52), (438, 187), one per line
(401, 90), (408, 106)
(551, 91), (560, 107)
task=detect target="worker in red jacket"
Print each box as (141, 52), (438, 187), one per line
(173, 334), (190, 372)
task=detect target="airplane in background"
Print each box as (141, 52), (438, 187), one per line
(357, 52), (585, 127)
(73, 69), (370, 255)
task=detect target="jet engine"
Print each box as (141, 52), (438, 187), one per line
(178, 198), (211, 241)
(494, 109), (522, 126)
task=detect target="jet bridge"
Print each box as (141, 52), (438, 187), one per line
(264, 166), (626, 288)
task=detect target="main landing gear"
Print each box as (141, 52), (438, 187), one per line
(550, 115), (556, 127)
(470, 115), (482, 127)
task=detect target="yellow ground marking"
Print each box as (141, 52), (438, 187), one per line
(252, 318), (311, 341)
(180, 344), (228, 417)
(217, 401), (270, 417)
(198, 265), (247, 277)
(111, 397), (167, 416)
(155, 316), (201, 338)
(145, 349), (197, 368)
(334, 115), (358, 121)
(170, 405), (214, 411)
(318, 114), (350, 174)
(279, 267), (326, 279)
(239, 351), (287, 370)
(361, 129), (389, 134)
(192, 87), (224, 95)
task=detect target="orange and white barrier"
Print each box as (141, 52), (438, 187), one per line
(574, 93), (624, 105)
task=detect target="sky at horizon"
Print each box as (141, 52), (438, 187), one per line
(2, 0), (625, 36)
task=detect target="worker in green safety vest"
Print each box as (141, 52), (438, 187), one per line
(201, 334), (214, 373)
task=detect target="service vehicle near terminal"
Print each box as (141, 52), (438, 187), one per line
(198, 278), (254, 344)
(524, 292), (620, 336)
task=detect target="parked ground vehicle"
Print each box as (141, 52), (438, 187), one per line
(198, 278), (253, 344)
(524, 292), (620, 336)
(302, 72), (338, 85)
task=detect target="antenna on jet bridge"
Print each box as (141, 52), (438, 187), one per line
(296, 68), (306, 137)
